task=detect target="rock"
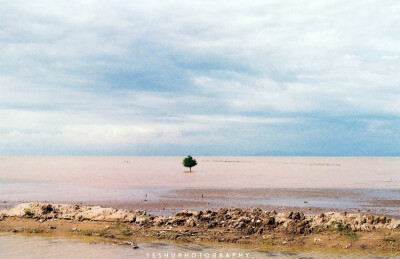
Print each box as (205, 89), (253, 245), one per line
(3, 202), (399, 241)
(192, 211), (203, 219)
(185, 218), (197, 227)
(175, 210), (193, 217)
(154, 216), (168, 226)
(265, 217), (275, 225)
(367, 215), (375, 224)
(172, 218), (186, 226)
(291, 212), (303, 220)
(344, 243), (352, 249)
(207, 222), (217, 229)
(121, 241), (138, 249)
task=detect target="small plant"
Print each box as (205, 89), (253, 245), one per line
(384, 236), (397, 242)
(328, 221), (359, 240)
(24, 209), (33, 217)
(82, 230), (94, 236)
(344, 231), (360, 240)
(99, 229), (110, 237)
(153, 231), (168, 239)
(30, 226), (44, 233)
(121, 228), (132, 236)
(328, 221), (344, 231)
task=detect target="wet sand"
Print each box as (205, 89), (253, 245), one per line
(2, 186), (400, 218)
(121, 187), (400, 218)
(61, 187), (399, 219)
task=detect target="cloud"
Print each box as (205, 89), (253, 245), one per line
(1, 0), (400, 155)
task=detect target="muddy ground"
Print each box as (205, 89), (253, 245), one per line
(1, 202), (400, 252)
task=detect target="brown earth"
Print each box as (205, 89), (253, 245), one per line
(1, 202), (400, 252)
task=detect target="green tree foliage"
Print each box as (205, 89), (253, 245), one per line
(182, 155), (197, 171)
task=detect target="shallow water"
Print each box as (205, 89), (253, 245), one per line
(0, 233), (399, 259)
(1, 156), (400, 189)
(1, 156), (400, 216)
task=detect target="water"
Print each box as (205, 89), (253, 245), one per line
(1, 156), (400, 216)
(1, 156), (399, 189)
(0, 233), (398, 259)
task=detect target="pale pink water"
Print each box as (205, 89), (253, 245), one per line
(0, 156), (399, 188)
(1, 156), (400, 217)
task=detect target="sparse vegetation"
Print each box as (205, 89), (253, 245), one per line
(28, 226), (44, 233)
(99, 229), (110, 237)
(328, 221), (344, 231)
(344, 231), (360, 240)
(24, 209), (32, 217)
(328, 221), (359, 240)
(153, 231), (168, 239)
(384, 234), (399, 243)
(121, 228), (132, 236)
(82, 229), (94, 236)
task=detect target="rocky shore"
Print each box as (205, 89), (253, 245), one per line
(1, 202), (400, 251)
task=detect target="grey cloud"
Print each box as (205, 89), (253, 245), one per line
(1, 0), (400, 155)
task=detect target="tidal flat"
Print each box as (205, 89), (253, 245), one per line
(1, 156), (400, 257)
(1, 156), (399, 216)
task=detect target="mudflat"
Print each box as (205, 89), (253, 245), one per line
(1, 202), (400, 252)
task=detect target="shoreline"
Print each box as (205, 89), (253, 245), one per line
(2, 187), (400, 218)
(1, 202), (400, 252)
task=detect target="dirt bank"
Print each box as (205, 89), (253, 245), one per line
(1, 202), (400, 252)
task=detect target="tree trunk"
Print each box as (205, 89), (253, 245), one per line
(190, 167), (192, 171)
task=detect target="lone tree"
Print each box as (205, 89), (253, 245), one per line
(183, 155), (197, 171)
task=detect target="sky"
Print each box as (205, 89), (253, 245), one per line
(1, 0), (400, 156)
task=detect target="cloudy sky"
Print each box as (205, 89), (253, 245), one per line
(1, 0), (400, 156)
